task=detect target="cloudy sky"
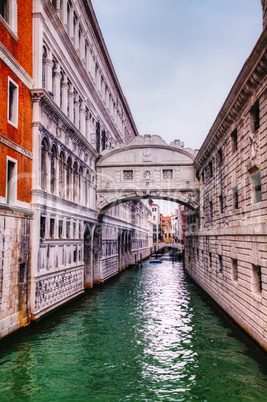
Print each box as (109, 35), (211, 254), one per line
(91, 0), (262, 151)
(91, 0), (263, 214)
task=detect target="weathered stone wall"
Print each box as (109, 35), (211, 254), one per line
(0, 212), (31, 338)
(185, 28), (267, 350)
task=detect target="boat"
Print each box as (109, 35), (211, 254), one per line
(150, 254), (163, 263)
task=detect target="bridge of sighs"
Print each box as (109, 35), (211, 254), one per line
(95, 134), (200, 216)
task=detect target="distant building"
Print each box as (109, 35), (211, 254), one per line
(151, 203), (161, 243)
(171, 206), (184, 242)
(161, 215), (172, 243)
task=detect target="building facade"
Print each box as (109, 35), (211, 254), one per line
(151, 203), (161, 243)
(185, 2), (267, 350)
(0, 0), (34, 338)
(29, 0), (151, 320)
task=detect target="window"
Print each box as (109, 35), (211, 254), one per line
(209, 201), (213, 220)
(153, 216), (156, 220)
(163, 169), (173, 180)
(73, 222), (76, 238)
(218, 255), (223, 274)
(50, 218), (55, 238)
(219, 195), (224, 214)
(209, 161), (213, 178)
(233, 186), (239, 209)
(0, 0), (9, 23)
(218, 148), (223, 166)
(19, 263), (26, 283)
(232, 259), (238, 281)
(66, 221), (70, 239)
(201, 171), (205, 184)
(123, 170), (133, 180)
(41, 138), (49, 190)
(67, 157), (72, 199)
(250, 100), (260, 133)
(40, 216), (46, 239)
(231, 129), (238, 152)
(59, 152), (65, 197)
(58, 220), (63, 238)
(6, 158), (17, 204)
(209, 252), (212, 272)
(252, 172), (262, 203)
(252, 264), (262, 294)
(73, 246), (77, 263)
(0, 0), (17, 34)
(50, 145), (57, 194)
(8, 77), (18, 128)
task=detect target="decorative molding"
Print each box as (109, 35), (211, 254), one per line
(0, 134), (33, 159)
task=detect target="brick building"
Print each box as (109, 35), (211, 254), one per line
(0, 0), (34, 338)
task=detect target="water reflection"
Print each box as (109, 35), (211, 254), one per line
(0, 259), (266, 401)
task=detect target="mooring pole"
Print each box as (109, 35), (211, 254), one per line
(140, 253), (142, 268)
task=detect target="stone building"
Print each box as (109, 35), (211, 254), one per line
(0, 0), (34, 338)
(185, 2), (267, 350)
(151, 203), (161, 243)
(30, 0), (151, 320)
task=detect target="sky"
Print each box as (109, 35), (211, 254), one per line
(91, 0), (263, 213)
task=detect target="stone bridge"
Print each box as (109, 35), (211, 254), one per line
(96, 135), (200, 216)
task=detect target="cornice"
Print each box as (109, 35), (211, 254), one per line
(195, 29), (267, 169)
(42, 15), (127, 143)
(0, 43), (34, 89)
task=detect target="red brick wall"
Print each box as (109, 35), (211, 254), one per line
(0, 0), (33, 77)
(0, 1), (33, 204)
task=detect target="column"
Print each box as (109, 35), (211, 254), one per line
(62, 73), (68, 115)
(62, 0), (68, 27)
(68, 83), (74, 122)
(53, 62), (61, 106)
(44, 49), (53, 92)
(80, 100), (86, 136)
(74, 93), (80, 129)
(80, 33), (85, 62)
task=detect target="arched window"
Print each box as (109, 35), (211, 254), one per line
(85, 170), (90, 206)
(60, 71), (64, 109)
(79, 166), (83, 204)
(67, 157), (72, 200)
(59, 151), (65, 197)
(50, 145), (57, 194)
(41, 138), (49, 190)
(42, 46), (47, 89)
(73, 161), (78, 202)
(52, 59), (57, 99)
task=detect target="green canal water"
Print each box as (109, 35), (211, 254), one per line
(0, 259), (266, 401)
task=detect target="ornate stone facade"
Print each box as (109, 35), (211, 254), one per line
(29, 0), (152, 321)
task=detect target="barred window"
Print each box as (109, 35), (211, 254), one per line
(0, 0), (9, 24)
(123, 170), (133, 180)
(252, 172), (262, 203)
(0, 0), (17, 35)
(163, 169), (173, 180)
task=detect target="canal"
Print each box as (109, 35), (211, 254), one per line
(0, 258), (266, 401)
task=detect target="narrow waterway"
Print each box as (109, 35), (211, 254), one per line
(0, 258), (266, 401)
